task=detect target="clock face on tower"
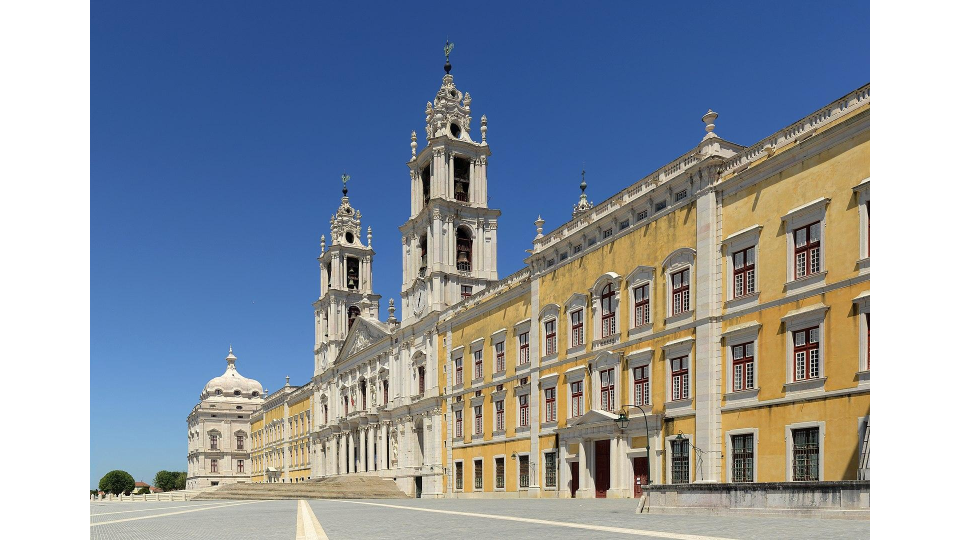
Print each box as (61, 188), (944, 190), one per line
(412, 280), (427, 316)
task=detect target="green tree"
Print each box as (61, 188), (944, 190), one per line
(153, 470), (176, 492)
(98, 470), (135, 495)
(174, 471), (187, 490)
(136, 486), (151, 495)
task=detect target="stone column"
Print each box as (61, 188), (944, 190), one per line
(360, 427), (368, 472)
(578, 439), (590, 498)
(368, 426), (376, 471)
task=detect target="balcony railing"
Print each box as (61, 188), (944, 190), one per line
(457, 262), (471, 272)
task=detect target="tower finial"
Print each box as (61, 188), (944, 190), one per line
(444, 39), (454, 74)
(572, 170), (594, 219)
(580, 169), (587, 194)
(341, 173), (350, 196)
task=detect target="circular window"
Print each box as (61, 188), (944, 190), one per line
(236, 406), (242, 410)
(215, 389), (222, 396)
(252, 391), (260, 397)
(345, 232), (354, 243)
(233, 390), (241, 396)
(450, 123), (461, 138)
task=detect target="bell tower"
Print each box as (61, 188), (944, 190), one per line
(313, 175), (381, 375)
(399, 44), (500, 324)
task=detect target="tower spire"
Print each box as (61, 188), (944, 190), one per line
(444, 39), (454, 74)
(572, 169), (594, 218)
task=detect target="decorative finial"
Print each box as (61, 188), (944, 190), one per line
(444, 39), (454, 74)
(341, 173), (350, 196)
(320, 234), (325, 254)
(535, 215), (545, 239)
(480, 115), (487, 143)
(702, 109), (718, 140)
(226, 346), (236, 366)
(580, 169), (587, 194)
(367, 226), (372, 247)
(572, 171), (594, 219)
(388, 298), (397, 323)
(285, 375), (290, 386)
(411, 131), (417, 157)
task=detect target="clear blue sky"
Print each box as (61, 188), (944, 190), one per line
(91, 1), (869, 487)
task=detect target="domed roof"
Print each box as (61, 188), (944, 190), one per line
(201, 346), (264, 399)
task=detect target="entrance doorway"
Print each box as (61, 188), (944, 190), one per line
(415, 476), (422, 498)
(633, 457), (649, 497)
(570, 463), (579, 498)
(595, 439), (610, 498)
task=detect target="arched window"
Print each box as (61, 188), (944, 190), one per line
(421, 164), (431, 203)
(346, 257), (360, 290)
(348, 306), (360, 329)
(359, 380), (367, 410)
(601, 284), (617, 337)
(454, 157), (470, 202)
(456, 227), (472, 272)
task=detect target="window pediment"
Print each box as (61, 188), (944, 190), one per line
(538, 304), (560, 320)
(592, 350), (619, 369)
(781, 197), (830, 226)
(591, 272), (623, 293)
(626, 265), (656, 286)
(662, 247), (696, 273)
(662, 336), (695, 356)
(564, 293), (588, 311)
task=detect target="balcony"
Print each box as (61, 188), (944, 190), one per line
(456, 261), (471, 272)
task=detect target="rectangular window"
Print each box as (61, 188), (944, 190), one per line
(637, 210), (648, 220)
(461, 285), (473, 300)
(655, 200), (667, 212)
(733, 246), (756, 298)
(237, 459), (244, 473)
(495, 457), (505, 489)
(474, 405), (483, 435)
(671, 269), (690, 315)
(455, 409), (463, 438)
(731, 343), (755, 391)
(382, 380), (388, 405)
(455, 462), (463, 490)
(603, 228), (613, 239)
(518, 332), (530, 364)
(675, 189), (687, 202)
(570, 309), (584, 347)
(519, 455), (530, 488)
(344, 395), (349, 415)
(794, 222), (821, 278)
(866, 312), (870, 370)
(546, 258), (555, 267)
(634, 284), (649, 327)
(544, 320), (557, 356)
(793, 327), (820, 381)
(671, 356), (689, 401)
(633, 365), (649, 406)
(474, 460), (483, 489)
(519, 394), (529, 427)
(731, 434), (754, 482)
(571, 381), (584, 417)
(573, 244), (582, 254)
(236, 435), (244, 450)
(210, 435), (218, 450)
(671, 439), (689, 484)
(210, 459), (218, 473)
(495, 341), (505, 373)
(474, 350), (483, 380)
(544, 451), (557, 488)
(418, 365), (426, 394)
(620, 220), (629, 231)
(495, 400), (505, 431)
(559, 252), (568, 261)
(455, 358), (463, 385)
(544, 387), (557, 422)
(600, 368), (615, 412)
(587, 237), (596, 247)
(792, 428), (820, 481)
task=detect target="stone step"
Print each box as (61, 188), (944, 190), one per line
(193, 476), (408, 500)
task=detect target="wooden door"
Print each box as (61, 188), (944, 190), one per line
(570, 463), (579, 498)
(633, 457), (649, 497)
(595, 439), (610, 498)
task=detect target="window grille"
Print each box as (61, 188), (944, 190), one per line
(792, 428), (820, 481)
(455, 462), (463, 490)
(733, 247), (756, 297)
(731, 434), (753, 482)
(675, 189), (687, 202)
(474, 460), (483, 489)
(637, 210), (648, 220)
(519, 456), (530, 488)
(495, 457), (505, 489)
(671, 440), (689, 484)
(544, 452), (557, 487)
(603, 228), (613, 239)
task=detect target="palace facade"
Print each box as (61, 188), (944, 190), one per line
(190, 62), (870, 499)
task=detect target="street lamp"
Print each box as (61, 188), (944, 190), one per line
(614, 406), (651, 476)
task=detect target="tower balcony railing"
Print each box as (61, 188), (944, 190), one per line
(454, 191), (469, 202)
(457, 262), (471, 272)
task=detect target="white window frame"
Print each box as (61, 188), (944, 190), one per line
(853, 179), (870, 272)
(721, 321), (761, 403)
(590, 272), (622, 347)
(539, 304), (560, 362)
(565, 365), (587, 418)
(782, 197), (830, 293)
(665, 434), (691, 485)
(540, 372), (559, 425)
(725, 428), (759, 483)
(564, 293), (588, 354)
(662, 248), (696, 324)
(782, 304), (829, 395)
(854, 291), (870, 383)
(662, 337), (694, 413)
(514, 319), (532, 370)
(470, 338), (485, 384)
(626, 348), (654, 408)
(785, 421), (826, 482)
(722, 225), (762, 310)
(625, 266), (655, 338)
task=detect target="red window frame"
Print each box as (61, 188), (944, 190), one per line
(544, 320), (557, 355)
(455, 358), (463, 385)
(455, 409), (463, 438)
(633, 365), (649, 406)
(571, 309), (584, 346)
(731, 343), (755, 391)
(671, 356), (689, 401)
(672, 269), (690, 315)
(519, 332), (530, 364)
(210, 458), (218, 473)
(495, 400), (505, 431)
(601, 284), (617, 337)
(733, 247), (756, 298)
(461, 285), (472, 300)
(495, 342), (505, 373)
(418, 365), (426, 394)
(474, 405), (483, 435)
(236, 435), (244, 450)
(519, 394), (529, 427)
(793, 326), (820, 381)
(634, 284), (649, 327)
(544, 387), (556, 422)
(793, 222), (821, 278)
(210, 435), (218, 450)
(474, 350), (483, 380)
(600, 368), (615, 411)
(571, 380), (584, 417)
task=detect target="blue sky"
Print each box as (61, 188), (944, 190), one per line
(90, 1), (868, 487)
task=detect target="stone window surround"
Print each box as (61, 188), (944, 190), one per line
(539, 304), (560, 363)
(470, 338), (485, 384)
(591, 351), (620, 413)
(662, 248), (696, 323)
(626, 348), (654, 407)
(565, 364), (587, 418)
(664, 433), (692, 485)
(473, 457), (484, 492)
(450, 345), (465, 390)
(541, 448), (558, 490)
(514, 451), (532, 491)
(853, 291), (870, 377)
(539, 372), (559, 426)
(725, 427), (760, 483)
(662, 337), (695, 409)
(453, 458), (465, 492)
(514, 318), (532, 370)
(722, 225), (762, 309)
(852, 178), (870, 267)
(515, 383), (531, 429)
(784, 420), (826, 482)
(564, 292), (588, 353)
(721, 321), (762, 399)
(590, 272), (622, 345)
(490, 328), (508, 375)
(781, 197), (830, 291)
(625, 266), (656, 337)
(493, 454), (507, 492)
(781, 303), (829, 395)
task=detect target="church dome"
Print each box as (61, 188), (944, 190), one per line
(201, 347), (264, 399)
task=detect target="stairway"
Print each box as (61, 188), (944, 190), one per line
(192, 475), (408, 500)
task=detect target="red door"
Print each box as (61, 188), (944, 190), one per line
(633, 457), (649, 497)
(570, 463), (579, 498)
(595, 439), (610, 498)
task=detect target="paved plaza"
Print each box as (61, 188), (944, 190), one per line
(90, 498), (869, 540)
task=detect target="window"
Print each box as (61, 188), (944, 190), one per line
(733, 247), (756, 298)
(495, 457), (505, 489)
(560, 252), (568, 261)
(210, 458), (218, 473)
(519, 455), (530, 488)
(323, 404), (328, 424)
(866, 313), (870, 370)
(637, 209), (648, 220)
(454, 158), (470, 202)
(474, 460), (483, 489)
(731, 434), (753, 482)
(348, 305), (360, 328)
(587, 237), (596, 247)
(343, 395), (349, 415)
(382, 380), (388, 405)
(600, 368), (615, 412)
(495, 342), (505, 373)
(671, 439), (689, 484)
(455, 409), (463, 438)
(671, 269), (690, 315)
(544, 451), (557, 488)
(233, 390), (241, 396)
(573, 244), (582, 254)
(474, 405), (483, 435)
(346, 258), (359, 289)
(236, 435), (244, 450)
(793, 327), (820, 381)
(495, 400), (505, 431)
(794, 222), (821, 278)
(474, 350), (483, 380)
(546, 258), (555, 267)
(418, 365), (426, 394)
(732, 343), (755, 391)
(570, 309), (584, 347)
(671, 357), (689, 401)
(209, 435), (218, 450)
(571, 381), (584, 417)
(633, 365), (649, 406)
(620, 220), (629, 231)
(603, 228), (613, 239)
(360, 381), (367, 409)
(544, 387), (557, 422)
(518, 332), (530, 364)
(655, 200), (667, 212)
(544, 320), (557, 356)
(792, 428), (820, 481)
(454, 358), (463, 385)
(455, 462), (463, 490)
(519, 395), (529, 427)
(633, 284), (649, 327)
(675, 189), (687, 202)
(601, 284), (617, 337)
(456, 226), (472, 272)
(461, 285), (473, 299)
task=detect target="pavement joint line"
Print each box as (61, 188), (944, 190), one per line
(90, 500), (266, 527)
(90, 501), (229, 516)
(296, 499), (329, 540)
(322, 500), (742, 540)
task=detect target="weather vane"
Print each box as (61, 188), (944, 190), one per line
(341, 172), (350, 196)
(444, 39), (455, 74)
